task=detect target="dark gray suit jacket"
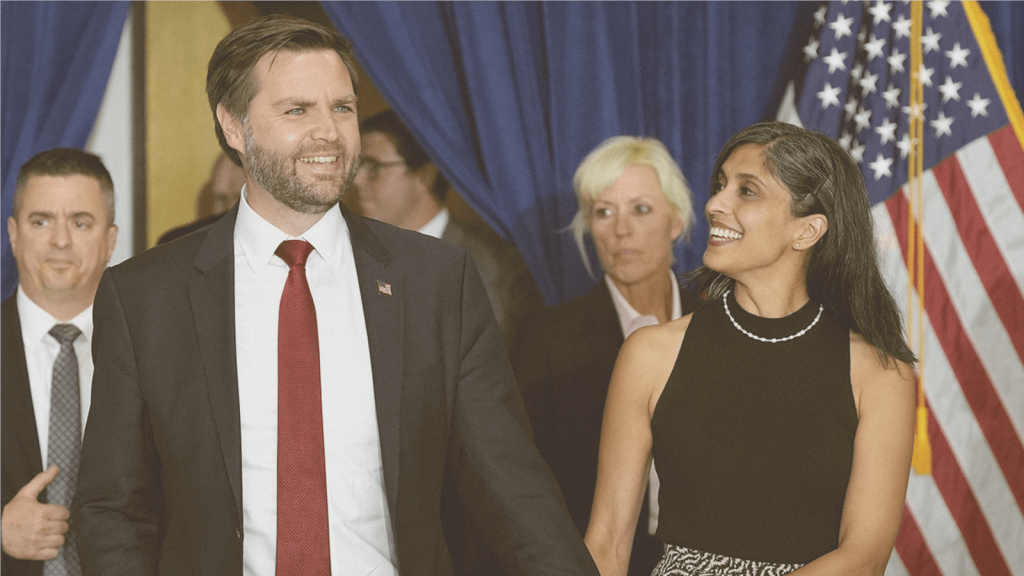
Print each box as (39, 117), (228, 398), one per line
(1, 296), (45, 576)
(441, 218), (544, 351)
(72, 204), (597, 576)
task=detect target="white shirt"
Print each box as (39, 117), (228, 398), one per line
(417, 207), (450, 239)
(233, 190), (397, 576)
(603, 270), (682, 535)
(17, 288), (93, 465)
(604, 270), (682, 338)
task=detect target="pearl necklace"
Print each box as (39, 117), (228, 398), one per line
(723, 289), (823, 343)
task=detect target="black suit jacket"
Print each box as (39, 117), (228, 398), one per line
(1, 296), (46, 576)
(510, 280), (700, 576)
(71, 204), (597, 576)
(438, 218), (547, 576)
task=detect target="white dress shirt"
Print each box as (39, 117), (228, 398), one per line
(604, 270), (682, 535)
(605, 270), (682, 339)
(18, 288), (93, 464)
(233, 190), (397, 576)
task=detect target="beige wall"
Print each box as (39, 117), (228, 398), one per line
(146, 1), (231, 247)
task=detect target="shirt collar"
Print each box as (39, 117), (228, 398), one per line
(417, 207), (450, 239)
(605, 269), (682, 338)
(234, 184), (349, 272)
(16, 287), (93, 345)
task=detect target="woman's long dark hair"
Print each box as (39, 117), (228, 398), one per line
(687, 122), (915, 366)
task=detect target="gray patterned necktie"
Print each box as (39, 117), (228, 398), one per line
(44, 324), (82, 576)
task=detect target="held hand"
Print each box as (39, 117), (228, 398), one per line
(1, 466), (70, 560)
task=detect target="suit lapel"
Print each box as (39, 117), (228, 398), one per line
(580, 281), (624, 359)
(187, 208), (243, 529)
(1, 298), (45, 486)
(343, 205), (403, 518)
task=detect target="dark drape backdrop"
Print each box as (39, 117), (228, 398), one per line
(323, 0), (1023, 305)
(324, 1), (812, 304)
(0, 1), (130, 300)
(1, 2), (1021, 304)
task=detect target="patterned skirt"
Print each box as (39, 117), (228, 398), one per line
(651, 544), (804, 576)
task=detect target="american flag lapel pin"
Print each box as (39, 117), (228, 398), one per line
(376, 280), (392, 296)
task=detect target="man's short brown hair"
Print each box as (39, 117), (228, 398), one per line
(206, 15), (359, 167)
(14, 148), (115, 225)
(361, 110), (450, 202)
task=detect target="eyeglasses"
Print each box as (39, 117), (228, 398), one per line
(357, 158), (406, 180)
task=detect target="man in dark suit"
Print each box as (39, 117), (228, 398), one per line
(348, 110), (548, 576)
(72, 16), (596, 576)
(2, 148), (119, 576)
(348, 110), (544, 351)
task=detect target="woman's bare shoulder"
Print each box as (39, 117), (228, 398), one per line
(849, 332), (916, 415)
(623, 313), (692, 357)
(611, 314), (695, 413)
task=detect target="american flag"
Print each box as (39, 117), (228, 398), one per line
(776, 1), (1024, 574)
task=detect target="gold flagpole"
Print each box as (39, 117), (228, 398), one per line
(908, 0), (931, 475)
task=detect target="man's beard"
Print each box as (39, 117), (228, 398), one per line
(244, 124), (359, 215)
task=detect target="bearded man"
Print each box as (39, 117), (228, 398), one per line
(72, 15), (596, 576)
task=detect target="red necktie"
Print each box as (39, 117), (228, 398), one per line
(275, 240), (330, 575)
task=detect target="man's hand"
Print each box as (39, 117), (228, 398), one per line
(1, 466), (69, 560)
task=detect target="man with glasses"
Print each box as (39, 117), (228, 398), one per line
(350, 110), (544, 351)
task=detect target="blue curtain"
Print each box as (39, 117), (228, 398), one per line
(5, 1), (1015, 305)
(323, 1), (1024, 305)
(1, 1), (129, 300)
(324, 1), (810, 304)
(980, 1), (1024, 93)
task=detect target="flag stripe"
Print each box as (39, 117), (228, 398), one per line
(986, 125), (1024, 209)
(894, 506), (944, 576)
(934, 152), (1024, 365)
(915, 166), (1024, 396)
(883, 196), (1024, 574)
(884, 544), (911, 576)
(953, 133), (1024, 315)
(886, 192), (1024, 514)
(910, 167), (1024, 449)
(877, 205), (1006, 576)
(928, 408), (1015, 576)
(904, 474), (980, 576)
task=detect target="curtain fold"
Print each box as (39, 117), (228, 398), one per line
(1, 2), (1019, 304)
(1, 1), (130, 300)
(324, 1), (805, 304)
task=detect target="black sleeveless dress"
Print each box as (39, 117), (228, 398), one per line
(650, 290), (858, 569)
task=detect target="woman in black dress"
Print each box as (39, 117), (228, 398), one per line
(585, 122), (916, 576)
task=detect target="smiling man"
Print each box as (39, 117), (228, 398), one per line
(72, 15), (596, 576)
(2, 148), (118, 576)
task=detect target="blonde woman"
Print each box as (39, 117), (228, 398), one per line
(512, 136), (697, 576)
